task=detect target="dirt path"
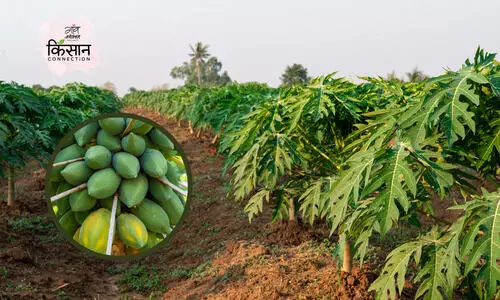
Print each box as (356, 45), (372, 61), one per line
(0, 107), (383, 299)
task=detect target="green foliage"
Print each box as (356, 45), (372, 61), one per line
(115, 264), (166, 293)
(123, 47), (500, 298)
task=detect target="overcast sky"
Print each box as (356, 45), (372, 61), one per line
(1, 0), (499, 95)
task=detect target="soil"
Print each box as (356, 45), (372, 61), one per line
(0, 107), (494, 299)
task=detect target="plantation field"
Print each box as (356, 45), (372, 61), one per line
(0, 107), (494, 299)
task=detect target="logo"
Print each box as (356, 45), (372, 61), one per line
(46, 24), (91, 62)
(40, 18), (100, 76)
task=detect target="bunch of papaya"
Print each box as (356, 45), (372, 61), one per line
(49, 116), (188, 256)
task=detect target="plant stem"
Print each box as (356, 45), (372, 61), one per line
(188, 121), (194, 134)
(52, 157), (84, 167)
(156, 177), (188, 197)
(7, 165), (15, 206)
(211, 134), (219, 145)
(50, 183), (87, 202)
(342, 239), (352, 273)
(106, 193), (118, 256)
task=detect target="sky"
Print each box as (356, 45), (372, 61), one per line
(1, 0), (499, 96)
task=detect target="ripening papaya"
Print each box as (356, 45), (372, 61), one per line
(149, 128), (174, 151)
(79, 208), (111, 254)
(96, 129), (122, 152)
(131, 198), (171, 234)
(59, 210), (79, 236)
(127, 119), (153, 135)
(116, 213), (148, 249)
(121, 132), (146, 156)
(149, 180), (184, 225)
(113, 152), (140, 179)
(69, 189), (97, 212)
(87, 168), (121, 199)
(60, 161), (92, 185)
(119, 173), (148, 207)
(84, 145), (112, 170)
(51, 144), (86, 181)
(146, 231), (163, 248)
(54, 182), (72, 218)
(73, 226), (81, 242)
(98, 117), (126, 135)
(140, 148), (168, 178)
(74, 122), (99, 147)
(100, 197), (121, 215)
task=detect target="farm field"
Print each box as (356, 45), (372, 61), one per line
(0, 47), (499, 299)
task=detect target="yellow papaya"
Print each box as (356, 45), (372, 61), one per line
(79, 208), (111, 254)
(140, 148), (168, 178)
(131, 198), (171, 234)
(69, 189), (96, 212)
(98, 117), (126, 135)
(112, 152), (140, 179)
(96, 129), (122, 152)
(116, 213), (148, 249)
(121, 132), (146, 156)
(119, 173), (148, 208)
(74, 122), (98, 147)
(60, 161), (92, 185)
(87, 168), (121, 199)
(84, 145), (112, 170)
(73, 227), (81, 242)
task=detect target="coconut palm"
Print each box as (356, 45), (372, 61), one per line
(188, 42), (210, 86)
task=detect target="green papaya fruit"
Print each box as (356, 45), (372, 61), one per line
(87, 168), (121, 199)
(54, 182), (72, 218)
(96, 129), (122, 152)
(74, 122), (98, 147)
(59, 136), (76, 149)
(146, 231), (163, 248)
(149, 128), (174, 151)
(140, 148), (168, 178)
(119, 173), (148, 208)
(112, 152), (140, 179)
(51, 144), (86, 181)
(100, 197), (121, 215)
(116, 213), (148, 249)
(59, 210), (79, 236)
(149, 179), (184, 225)
(165, 161), (182, 185)
(79, 208), (111, 254)
(69, 189), (97, 212)
(121, 133), (146, 156)
(143, 134), (156, 149)
(60, 161), (92, 185)
(127, 119), (153, 135)
(84, 145), (112, 170)
(75, 208), (95, 224)
(131, 198), (171, 234)
(98, 117), (126, 135)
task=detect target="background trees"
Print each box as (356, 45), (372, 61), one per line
(280, 63), (310, 87)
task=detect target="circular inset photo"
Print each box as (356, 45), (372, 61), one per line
(45, 113), (191, 259)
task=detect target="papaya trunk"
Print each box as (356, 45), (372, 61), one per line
(188, 121), (194, 134)
(7, 165), (15, 206)
(197, 129), (201, 138)
(342, 239), (352, 273)
(177, 120), (181, 127)
(288, 198), (296, 222)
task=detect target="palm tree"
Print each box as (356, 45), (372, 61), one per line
(188, 42), (210, 86)
(405, 67), (428, 82)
